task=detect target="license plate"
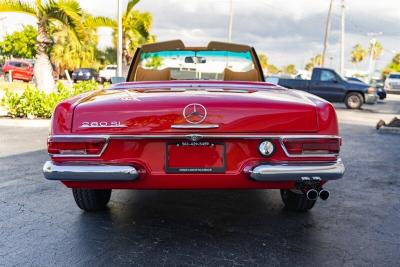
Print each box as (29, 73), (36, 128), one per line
(165, 141), (226, 173)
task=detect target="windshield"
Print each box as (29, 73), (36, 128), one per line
(138, 50), (255, 80)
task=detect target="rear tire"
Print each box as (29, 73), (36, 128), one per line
(345, 92), (363, 109)
(280, 189), (316, 212)
(72, 188), (111, 212)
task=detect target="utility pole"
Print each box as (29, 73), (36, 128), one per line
(117, 0), (123, 77)
(228, 0), (233, 42)
(321, 0), (333, 67)
(340, 0), (345, 76)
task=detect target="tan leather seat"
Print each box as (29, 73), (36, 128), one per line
(135, 67), (171, 81)
(223, 68), (259, 81)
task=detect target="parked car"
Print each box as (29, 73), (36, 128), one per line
(384, 72), (400, 92)
(71, 68), (99, 82)
(43, 40), (344, 213)
(99, 65), (117, 83)
(277, 67), (378, 109)
(2, 60), (34, 82)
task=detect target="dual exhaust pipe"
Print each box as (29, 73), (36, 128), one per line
(306, 189), (330, 201)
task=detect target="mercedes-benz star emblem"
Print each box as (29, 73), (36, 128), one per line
(183, 103), (207, 124)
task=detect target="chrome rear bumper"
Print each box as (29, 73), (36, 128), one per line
(43, 161), (139, 181)
(43, 158), (344, 183)
(248, 158), (345, 181)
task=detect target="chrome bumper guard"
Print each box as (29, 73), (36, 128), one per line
(365, 93), (378, 104)
(43, 161), (139, 181)
(249, 158), (345, 181)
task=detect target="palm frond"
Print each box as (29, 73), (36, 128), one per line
(126, 0), (140, 15)
(44, 0), (86, 42)
(0, 0), (36, 16)
(84, 16), (116, 28)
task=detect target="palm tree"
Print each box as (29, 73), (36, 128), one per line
(351, 44), (367, 65)
(50, 13), (115, 75)
(258, 53), (269, 70)
(113, 0), (155, 65)
(0, 0), (113, 92)
(283, 64), (297, 75)
(305, 54), (322, 71)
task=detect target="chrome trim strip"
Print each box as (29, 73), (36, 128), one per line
(42, 161), (139, 181)
(171, 124), (220, 129)
(48, 134), (341, 158)
(49, 134), (340, 140)
(248, 158), (345, 181)
(111, 82), (279, 91)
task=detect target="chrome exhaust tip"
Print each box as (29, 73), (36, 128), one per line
(306, 189), (318, 201)
(319, 189), (330, 201)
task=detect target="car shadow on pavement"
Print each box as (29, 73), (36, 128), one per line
(71, 189), (322, 265)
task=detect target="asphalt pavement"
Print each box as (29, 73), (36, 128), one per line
(1, 96), (400, 266)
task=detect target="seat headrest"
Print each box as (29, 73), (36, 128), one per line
(135, 67), (171, 81)
(223, 68), (259, 81)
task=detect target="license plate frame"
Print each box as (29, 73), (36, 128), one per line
(165, 141), (226, 173)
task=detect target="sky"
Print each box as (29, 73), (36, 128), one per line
(1, 0), (399, 72)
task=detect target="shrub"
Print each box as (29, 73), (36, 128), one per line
(1, 81), (100, 118)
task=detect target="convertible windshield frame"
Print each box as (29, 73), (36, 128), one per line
(126, 40), (265, 82)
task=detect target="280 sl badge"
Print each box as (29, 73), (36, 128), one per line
(80, 121), (127, 128)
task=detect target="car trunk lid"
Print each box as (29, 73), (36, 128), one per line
(71, 85), (318, 133)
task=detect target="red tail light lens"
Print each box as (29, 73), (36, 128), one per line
(48, 137), (107, 157)
(282, 138), (341, 156)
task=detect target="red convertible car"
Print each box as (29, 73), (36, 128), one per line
(43, 40), (345, 212)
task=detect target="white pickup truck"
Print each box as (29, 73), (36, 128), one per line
(385, 72), (400, 91)
(99, 65), (117, 83)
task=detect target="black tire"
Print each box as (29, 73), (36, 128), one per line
(72, 188), (111, 212)
(280, 189), (316, 212)
(345, 92), (363, 109)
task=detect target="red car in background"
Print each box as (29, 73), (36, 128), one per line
(43, 40), (345, 213)
(2, 60), (34, 82)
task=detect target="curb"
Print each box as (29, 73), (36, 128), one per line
(378, 126), (400, 135)
(0, 118), (51, 128)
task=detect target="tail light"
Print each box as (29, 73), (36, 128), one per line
(48, 136), (108, 157)
(282, 137), (341, 156)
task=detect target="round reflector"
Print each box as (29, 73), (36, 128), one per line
(259, 140), (275, 157)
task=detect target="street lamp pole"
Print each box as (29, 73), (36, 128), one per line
(340, 0), (345, 76)
(117, 0), (123, 77)
(321, 0), (333, 67)
(367, 32), (382, 82)
(228, 0), (233, 42)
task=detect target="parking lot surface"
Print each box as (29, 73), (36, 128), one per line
(1, 96), (400, 266)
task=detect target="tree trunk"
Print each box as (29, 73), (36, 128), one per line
(35, 22), (55, 93)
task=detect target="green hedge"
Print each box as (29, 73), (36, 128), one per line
(1, 81), (101, 118)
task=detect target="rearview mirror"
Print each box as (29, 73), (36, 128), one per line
(184, 56), (207, 64)
(111, 76), (126, 84)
